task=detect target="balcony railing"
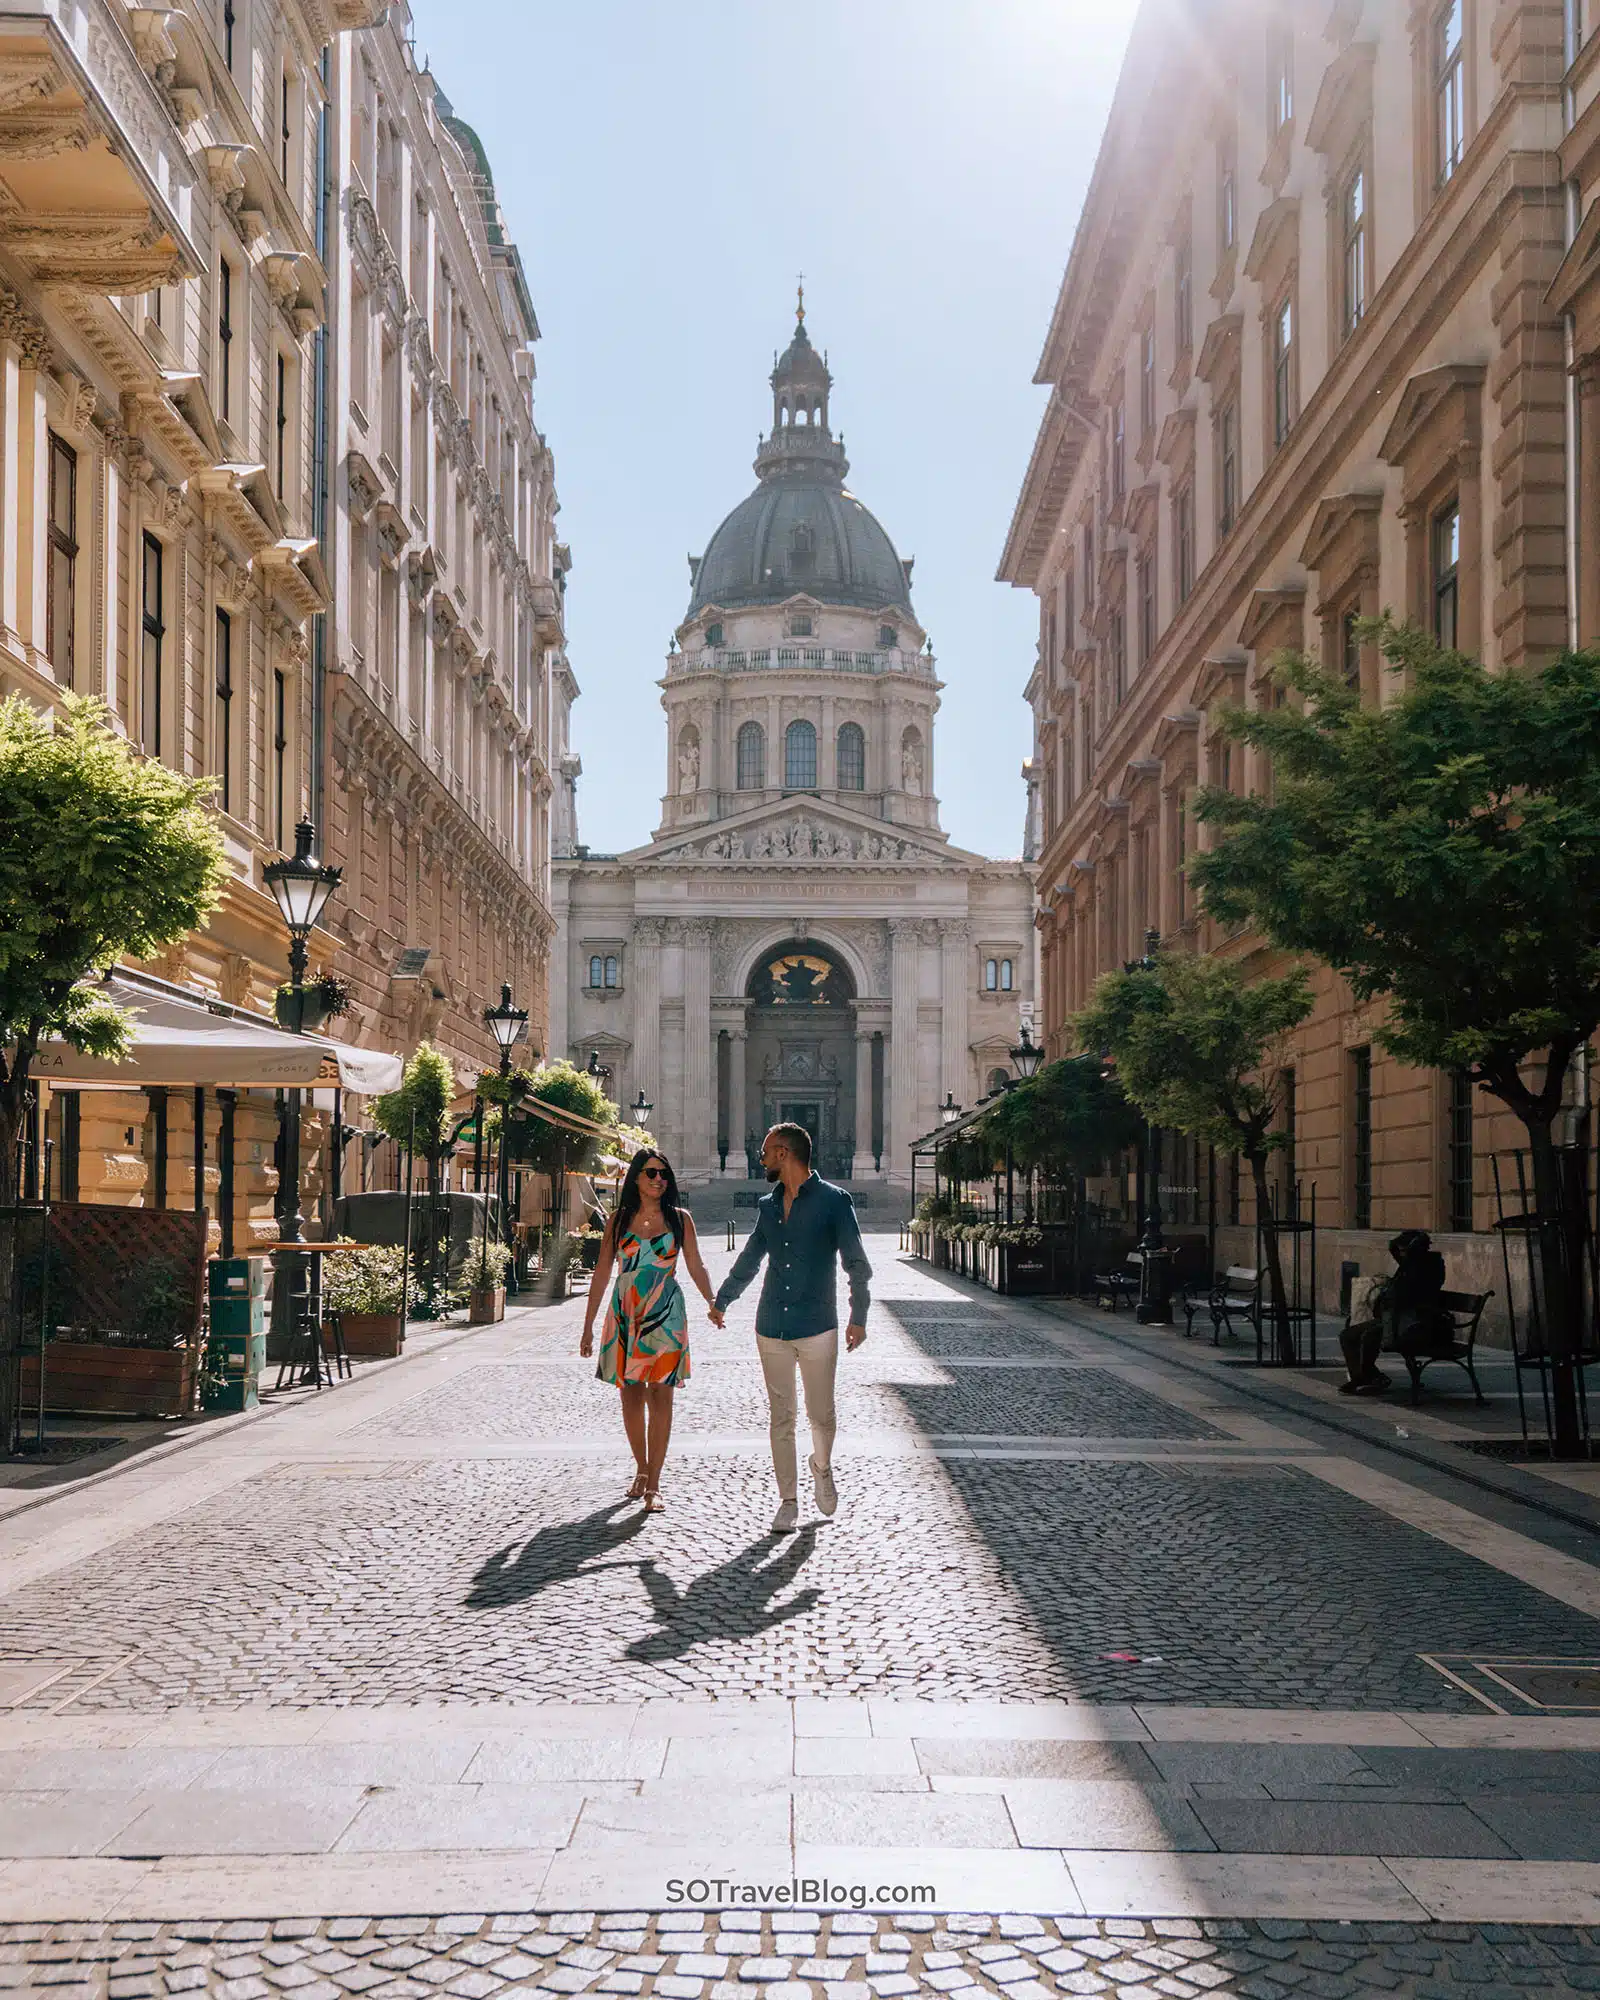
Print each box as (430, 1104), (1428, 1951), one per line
(668, 644), (935, 680)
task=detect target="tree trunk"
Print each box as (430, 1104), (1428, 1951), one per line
(1524, 1114), (1586, 1458)
(1249, 1150), (1296, 1364)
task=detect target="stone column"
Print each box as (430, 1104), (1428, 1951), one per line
(852, 1026), (876, 1178)
(728, 1024), (748, 1175)
(888, 917), (920, 1182)
(939, 919), (970, 1111)
(632, 917), (663, 1116)
(682, 918), (713, 1176)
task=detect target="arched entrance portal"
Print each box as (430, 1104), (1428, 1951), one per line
(741, 940), (858, 1177)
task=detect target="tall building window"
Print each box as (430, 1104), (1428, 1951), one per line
(1281, 1066), (1298, 1215)
(984, 958), (1014, 991)
(1351, 1044), (1373, 1230)
(1174, 486), (1194, 604)
(1110, 609), (1126, 706)
(140, 531), (164, 756)
(836, 721), (865, 791)
(214, 606), (233, 815)
(604, 956), (618, 988)
(281, 70), (292, 184)
(1435, 0), (1464, 185)
(1270, 26), (1294, 132)
(1432, 502), (1460, 647)
(223, 0), (235, 69)
(1175, 794), (1188, 924)
(1174, 230), (1193, 354)
(1272, 295), (1295, 447)
(1111, 398), (1126, 502)
(1217, 400), (1238, 535)
(736, 720), (765, 790)
(46, 432), (76, 687)
(272, 668), (287, 850)
(1219, 135), (1237, 254)
(1081, 522), (1094, 609)
(1342, 166), (1367, 338)
(217, 257), (234, 425)
(1448, 1069), (1475, 1232)
(589, 955), (603, 989)
(275, 352), (288, 498)
(1137, 550), (1156, 666)
(784, 717), (817, 789)
(1139, 326), (1156, 438)
(1341, 607), (1362, 687)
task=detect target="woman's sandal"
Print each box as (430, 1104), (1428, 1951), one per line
(644, 1484), (664, 1512)
(627, 1470), (649, 1501)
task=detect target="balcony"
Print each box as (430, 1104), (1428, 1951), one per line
(0, 0), (198, 290)
(667, 643), (937, 681)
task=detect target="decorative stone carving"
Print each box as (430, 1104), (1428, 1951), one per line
(677, 815), (925, 864)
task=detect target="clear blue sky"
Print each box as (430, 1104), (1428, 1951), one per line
(407, 0), (1137, 859)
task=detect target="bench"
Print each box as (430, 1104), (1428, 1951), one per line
(1404, 1288), (1492, 1405)
(1210, 1266), (1261, 1346)
(1091, 1254), (1142, 1312)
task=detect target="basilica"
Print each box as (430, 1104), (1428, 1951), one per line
(551, 304), (1034, 1188)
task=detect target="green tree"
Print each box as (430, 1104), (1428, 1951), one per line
(1191, 623), (1600, 1447)
(982, 1055), (1143, 1183)
(372, 1042), (458, 1309)
(1079, 952), (1312, 1362)
(0, 695), (227, 1441)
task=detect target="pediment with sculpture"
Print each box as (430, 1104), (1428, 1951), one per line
(636, 802), (966, 869)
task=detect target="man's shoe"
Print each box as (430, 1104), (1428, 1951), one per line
(771, 1499), (799, 1533)
(811, 1456), (838, 1517)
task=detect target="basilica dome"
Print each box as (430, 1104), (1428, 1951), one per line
(686, 301), (916, 621)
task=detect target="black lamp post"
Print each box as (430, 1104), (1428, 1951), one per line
(262, 821), (342, 1379)
(630, 1088), (653, 1126)
(940, 1092), (963, 1125)
(1124, 927), (1173, 1326)
(483, 984), (530, 1292)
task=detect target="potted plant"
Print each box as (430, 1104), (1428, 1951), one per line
(274, 971), (353, 1035)
(468, 1239), (513, 1324)
(321, 1243), (406, 1357)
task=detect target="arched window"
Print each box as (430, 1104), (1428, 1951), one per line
(789, 522), (815, 577)
(604, 956), (619, 989)
(1000, 958), (1013, 991)
(736, 720), (765, 790)
(589, 955), (603, 989)
(705, 622), (723, 648)
(988, 1067), (1011, 1095)
(836, 722), (865, 791)
(985, 958), (998, 991)
(785, 718), (817, 789)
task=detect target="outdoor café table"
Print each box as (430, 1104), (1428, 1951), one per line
(258, 1242), (380, 1389)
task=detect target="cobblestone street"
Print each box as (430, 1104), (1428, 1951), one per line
(6, 1236), (1600, 1994)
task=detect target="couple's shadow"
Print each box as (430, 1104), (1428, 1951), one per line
(465, 1499), (821, 1660)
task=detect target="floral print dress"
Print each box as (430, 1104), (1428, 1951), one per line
(595, 1228), (691, 1388)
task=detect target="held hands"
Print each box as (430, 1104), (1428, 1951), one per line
(846, 1322), (867, 1351)
(707, 1304), (726, 1328)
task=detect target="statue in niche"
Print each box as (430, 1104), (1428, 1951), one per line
(677, 735), (700, 795)
(901, 735), (924, 795)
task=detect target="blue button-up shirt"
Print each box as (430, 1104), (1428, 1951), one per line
(714, 1174), (872, 1341)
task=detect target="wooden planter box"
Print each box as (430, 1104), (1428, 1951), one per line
(20, 1342), (197, 1418)
(1000, 1243), (1053, 1295)
(336, 1312), (403, 1358)
(468, 1285), (506, 1324)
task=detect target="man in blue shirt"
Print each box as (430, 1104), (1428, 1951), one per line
(709, 1121), (871, 1533)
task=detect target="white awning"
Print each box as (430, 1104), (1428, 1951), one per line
(30, 970), (404, 1094)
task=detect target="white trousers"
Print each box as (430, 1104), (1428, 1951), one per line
(755, 1327), (837, 1502)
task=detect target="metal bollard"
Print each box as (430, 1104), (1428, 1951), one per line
(727, 1217), (735, 1251)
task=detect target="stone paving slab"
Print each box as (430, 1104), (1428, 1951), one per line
(10, 1911), (1600, 1998)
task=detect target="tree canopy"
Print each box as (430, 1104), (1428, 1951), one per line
(1190, 623), (1600, 1134)
(979, 1056), (1142, 1180)
(373, 1042), (457, 1162)
(511, 1059), (617, 1178)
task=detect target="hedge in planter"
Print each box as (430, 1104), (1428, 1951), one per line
(321, 1243), (407, 1357)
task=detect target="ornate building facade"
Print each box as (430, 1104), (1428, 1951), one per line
(321, 4), (565, 1093)
(556, 310), (1034, 1187)
(1003, 0), (1593, 1276)
(4, 0), (380, 1246)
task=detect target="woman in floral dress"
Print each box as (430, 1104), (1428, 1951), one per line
(580, 1148), (716, 1511)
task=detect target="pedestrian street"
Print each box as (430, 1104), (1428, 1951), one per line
(7, 1236), (1600, 1997)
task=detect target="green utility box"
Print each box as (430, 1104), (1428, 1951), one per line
(204, 1257), (266, 1411)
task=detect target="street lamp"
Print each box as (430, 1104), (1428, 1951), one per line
(1123, 926), (1173, 1326)
(586, 1049), (611, 1084)
(262, 820), (342, 1381)
(482, 984), (529, 1292)
(940, 1092), (962, 1125)
(630, 1088), (653, 1125)
(1009, 1021), (1044, 1082)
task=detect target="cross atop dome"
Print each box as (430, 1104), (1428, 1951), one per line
(770, 290), (832, 438)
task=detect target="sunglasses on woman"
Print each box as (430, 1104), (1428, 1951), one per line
(640, 1165), (668, 1181)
